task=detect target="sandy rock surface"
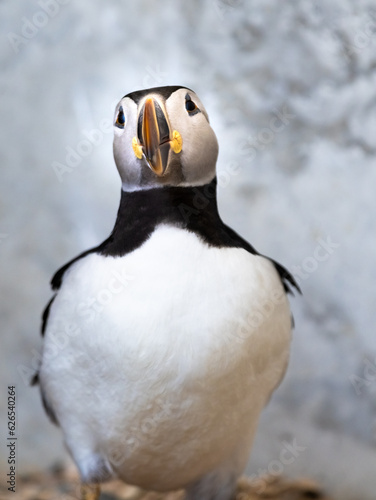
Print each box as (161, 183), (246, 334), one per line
(0, 463), (331, 500)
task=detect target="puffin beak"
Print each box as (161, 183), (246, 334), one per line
(132, 98), (183, 176)
(139, 98), (171, 176)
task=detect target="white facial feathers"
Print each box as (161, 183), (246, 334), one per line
(112, 87), (218, 191)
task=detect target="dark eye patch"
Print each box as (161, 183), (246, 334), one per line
(185, 94), (200, 116)
(115, 106), (125, 128)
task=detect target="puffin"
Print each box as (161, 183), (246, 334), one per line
(36, 85), (300, 500)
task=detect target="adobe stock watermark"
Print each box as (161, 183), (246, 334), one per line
(178, 161), (241, 223)
(333, 9), (376, 60)
(240, 104), (295, 162)
(349, 355), (376, 396)
(17, 267), (134, 386)
(142, 65), (167, 89)
(75, 268), (134, 323)
(7, 0), (71, 54)
(52, 119), (112, 182)
(213, 0), (243, 21)
(108, 396), (179, 468)
(232, 235), (340, 345)
(234, 287), (286, 346)
(248, 439), (306, 494)
(290, 236), (340, 287)
(18, 321), (81, 386)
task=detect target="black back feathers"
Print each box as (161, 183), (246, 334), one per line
(124, 86), (192, 105)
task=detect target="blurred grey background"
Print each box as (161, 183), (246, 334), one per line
(1, 1), (376, 498)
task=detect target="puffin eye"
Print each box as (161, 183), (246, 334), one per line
(115, 106), (125, 128)
(185, 100), (197, 112)
(185, 94), (200, 115)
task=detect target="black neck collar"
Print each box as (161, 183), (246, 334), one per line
(51, 177), (300, 295)
(99, 177), (247, 257)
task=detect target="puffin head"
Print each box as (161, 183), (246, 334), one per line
(113, 86), (218, 191)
